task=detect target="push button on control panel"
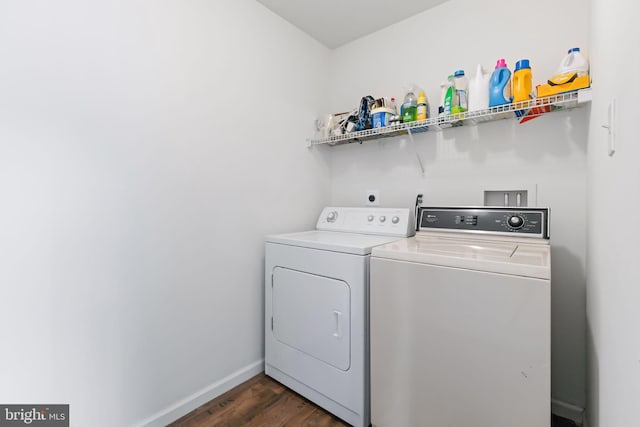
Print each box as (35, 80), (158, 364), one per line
(455, 215), (478, 226)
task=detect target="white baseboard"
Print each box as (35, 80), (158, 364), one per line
(552, 399), (585, 426)
(134, 359), (264, 427)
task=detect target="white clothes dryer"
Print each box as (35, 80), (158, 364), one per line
(265, 207), (414, 427)
(370, 206), (551, 427)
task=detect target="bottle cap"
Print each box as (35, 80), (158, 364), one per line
(515, 59), (530, 71)
(568, 47), (580, 54)
(454, 70), (465, 77)
(495, 59), (507, 69)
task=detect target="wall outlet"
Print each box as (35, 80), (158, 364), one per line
(366, 190), (380, 206)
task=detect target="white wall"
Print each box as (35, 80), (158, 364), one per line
(0, 1), (331, 425)
(326, 0), (589, 412)
(586, 0), (640, 425)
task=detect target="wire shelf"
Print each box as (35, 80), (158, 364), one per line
(307, 88), (592, 147)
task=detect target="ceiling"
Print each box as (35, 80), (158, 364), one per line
(256, 0), (450, 49)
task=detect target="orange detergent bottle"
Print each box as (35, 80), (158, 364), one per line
(513, 59), (533, 103)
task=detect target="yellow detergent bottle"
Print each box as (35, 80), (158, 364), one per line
(513, 59), (533, 103)
(416, 91), (429, 120)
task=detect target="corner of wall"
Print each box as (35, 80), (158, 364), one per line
(135, 360), (264, 427)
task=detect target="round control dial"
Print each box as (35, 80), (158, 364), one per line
(507, 215), (524, 229)
(392, 216), (400, 224)
(379, 216), (386, 223)
(327, 211), (338, 223)
(367, 215), (374, 222)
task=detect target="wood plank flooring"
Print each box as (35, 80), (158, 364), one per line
(169, 372), (577, 427)
(168, 373), (349, 427)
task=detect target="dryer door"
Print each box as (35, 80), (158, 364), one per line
(272, 267), (351, 371)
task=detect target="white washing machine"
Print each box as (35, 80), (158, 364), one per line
(265, 207), (414, 427)
(370, 207), (551, 427)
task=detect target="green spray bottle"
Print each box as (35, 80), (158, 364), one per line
(439, 75), (456, 117)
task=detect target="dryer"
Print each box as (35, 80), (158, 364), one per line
(370, 206), (551, 427)
(265, 207), (414, 427)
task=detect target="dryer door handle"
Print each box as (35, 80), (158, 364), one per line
(332, 310), (342, 338)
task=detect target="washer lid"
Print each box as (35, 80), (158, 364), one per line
(371, 233), (550, 279)
(266, 230), (404, 255)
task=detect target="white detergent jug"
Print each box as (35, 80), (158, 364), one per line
(468, 64), (491, 112)
(558, 47), (589, 76)
(549, 47), (589, 85)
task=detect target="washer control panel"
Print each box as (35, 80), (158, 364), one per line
(419, 207), (549, 239)
(317, 207), (415, 237)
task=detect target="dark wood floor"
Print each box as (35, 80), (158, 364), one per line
(168, 373), (349, 427)
(169, 372), (577, 427)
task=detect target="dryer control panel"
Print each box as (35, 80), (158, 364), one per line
(317, 207), (415, 237)
(418, 207), (549, 239)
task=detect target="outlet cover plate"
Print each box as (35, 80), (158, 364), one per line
(366, 190), (380, 206)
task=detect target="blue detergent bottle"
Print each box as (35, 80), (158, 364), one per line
(489, 58), (512, 107)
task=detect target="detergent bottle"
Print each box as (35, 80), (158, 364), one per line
(439, 75), (456, 116)
(389, 97), (398, 114)
(416, 91), (429, 121)
(451, 70), (468, 114)
(512, 59), (533, 103)
(538, 48), (590, 97)
(401, 90), (417, 123)
(549, 47), (589, 85)
(468, 64), (490, 112)
(489, 59), (512, 107)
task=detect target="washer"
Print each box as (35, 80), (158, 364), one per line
(265, 207), (414, 427)
(370, 207), (551, 427)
